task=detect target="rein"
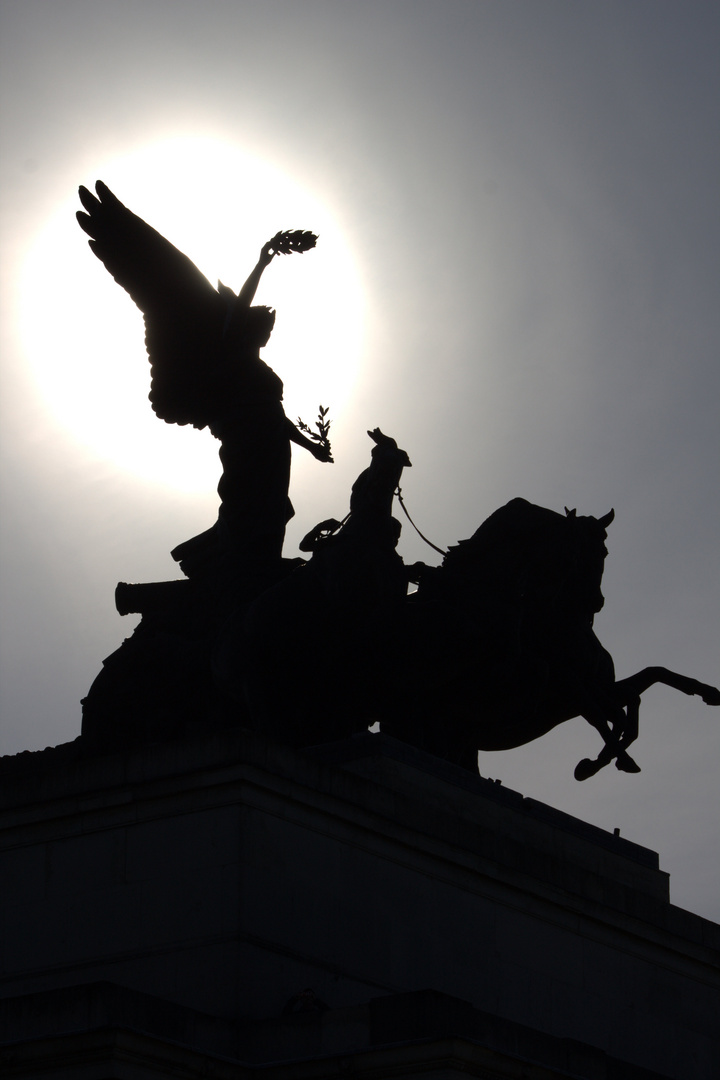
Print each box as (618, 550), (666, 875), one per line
(394, 487), (447, 557)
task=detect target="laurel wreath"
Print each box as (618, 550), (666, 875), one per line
(268, 229), (318, 255)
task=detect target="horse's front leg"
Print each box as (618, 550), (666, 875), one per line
(613, 695), (641, 773)
(615, 667), (720, 706)
(574, 718), (641, 779)
(573, 693), (640, 781)
(573, 740), (616, 781)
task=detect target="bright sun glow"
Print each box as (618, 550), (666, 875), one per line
(19, 137), (365, 492)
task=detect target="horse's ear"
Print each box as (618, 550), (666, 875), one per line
(598, 509), (615, 528)
(565, 507), (577, 518)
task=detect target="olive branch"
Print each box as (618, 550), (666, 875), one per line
(297, 405), (332, 456)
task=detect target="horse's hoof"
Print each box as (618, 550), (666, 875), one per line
(701, 686), (720, 706)
(574, 758), (600, 781)
(615, 752), (641, 773)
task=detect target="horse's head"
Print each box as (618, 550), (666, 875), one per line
(562, 506), (614, 617)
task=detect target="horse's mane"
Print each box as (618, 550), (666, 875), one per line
(440, 498), (609, 614)
(443, 499), (565, 577)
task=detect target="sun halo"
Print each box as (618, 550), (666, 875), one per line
(19, 137), (365, 494)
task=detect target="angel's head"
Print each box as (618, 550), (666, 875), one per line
(246, 305), (276, 348)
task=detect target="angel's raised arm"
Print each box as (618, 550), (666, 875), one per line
(233, 230), (319, 315)
(236, 241), (276, 309)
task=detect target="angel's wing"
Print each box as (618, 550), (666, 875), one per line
(77, 181), (227, 427)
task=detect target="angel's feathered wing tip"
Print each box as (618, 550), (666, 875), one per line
(78, 180), (120, 207)
(76, 210), (92, 236)
(94, 179), (117, 203)
(77, 185), (98, 213)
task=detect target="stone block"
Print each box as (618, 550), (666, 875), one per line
(0, 729), (718, 1078)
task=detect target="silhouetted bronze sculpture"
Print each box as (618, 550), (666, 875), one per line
(217, 484), (719, 777)
(77, 181), (331, 591)
(77, 181), (330, 746)
(76, 182), (719, 778)
(380, 500), (720, 778)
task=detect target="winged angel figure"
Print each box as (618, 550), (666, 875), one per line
(77, 181), (332, 590)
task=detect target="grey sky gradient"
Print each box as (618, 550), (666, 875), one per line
(1, 2), (718, 918)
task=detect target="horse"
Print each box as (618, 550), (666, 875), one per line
(218, 491), (719, 779)
(380, 498), (720, 777)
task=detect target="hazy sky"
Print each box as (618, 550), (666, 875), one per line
(1, 2), (718, 919)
